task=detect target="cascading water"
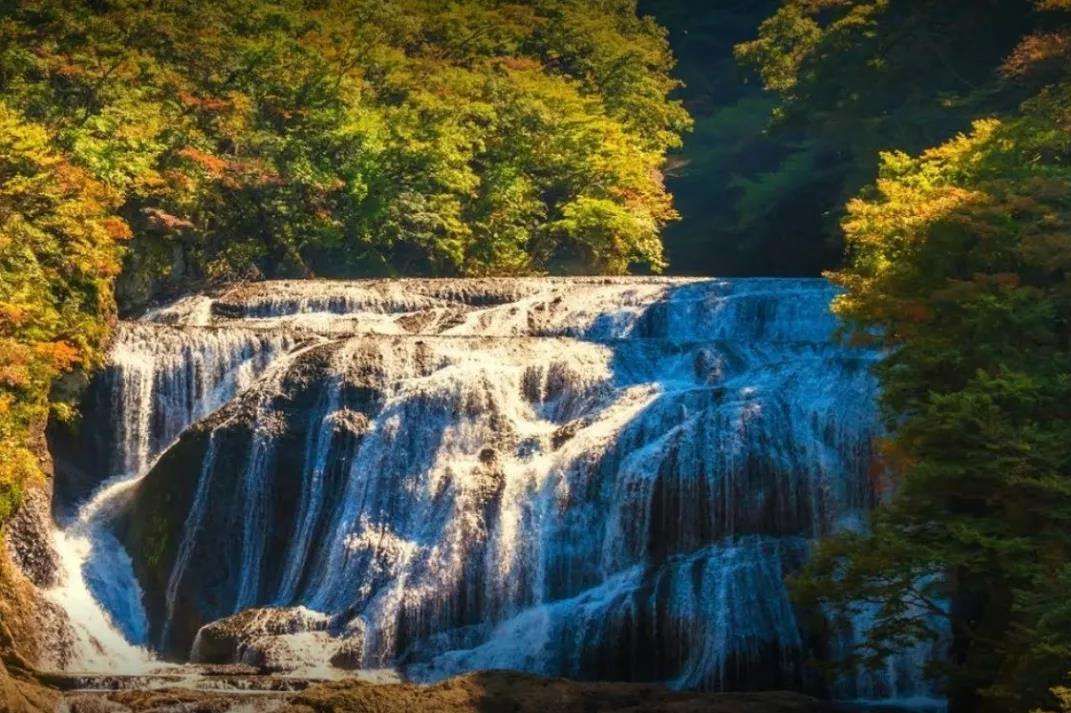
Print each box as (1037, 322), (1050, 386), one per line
(45, 323), (294, 673)
(46, 277), (943, 707)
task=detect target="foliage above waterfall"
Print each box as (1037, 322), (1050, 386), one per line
(681, 0), (1041, 278)
(0, 0), (689, 302)
(780, 3), (1071, 711)
(0, 103), (123, 525)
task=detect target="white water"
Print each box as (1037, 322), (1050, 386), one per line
(45, 323), (294, 673)
(43, 277), (942, 704)
(46, 475), (156, 673)
(275, 382), (343, 605)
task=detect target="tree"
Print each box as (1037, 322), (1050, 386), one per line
(0, 102), (124, 524)
(729, 0), (1038, 275)
(795, 49), (1071, 713)
(0, 0), (691, 310)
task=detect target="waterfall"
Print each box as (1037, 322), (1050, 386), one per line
(275, 381), (343, 604)
(160, 435), (218, 652)
(106, 325), (295, 477)
(48, 277), (942, 704)
(45, 320), (294, 673)
(46, 475), (156, 672)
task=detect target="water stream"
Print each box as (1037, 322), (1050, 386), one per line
(41, 277), (944, 707)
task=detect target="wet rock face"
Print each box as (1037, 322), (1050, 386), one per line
(47, 374), (119, 518)
(0, 548), (70, 711)
(4, 488), (59, 588)
(50, 324), (294, 515)
(65, 278), (924, 697)
(121, 341), (387, 658)
(191, 607), (331, 672)
(189, 605), (371, 675)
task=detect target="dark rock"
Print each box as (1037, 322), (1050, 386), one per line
(326, 408), (369, 437)
(191, 608), (330, 667)
(327, 636), (364, 671)
(121, 342), (361, 658)
(4, 488), (59, 588)
(46, 372), (118, 517)
(693, 347), (725, 383)
(551, 419), (582, 449)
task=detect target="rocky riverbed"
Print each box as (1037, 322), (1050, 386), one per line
(59, 671), (835, 713)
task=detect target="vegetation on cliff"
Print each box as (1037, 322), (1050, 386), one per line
(0, 103), (123, 528)
(1, 0), (688, 303)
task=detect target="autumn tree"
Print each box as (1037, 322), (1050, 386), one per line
(0, 102), (125, 523)
(773, 2), (1071, 710)
(0, 0), (690, 310)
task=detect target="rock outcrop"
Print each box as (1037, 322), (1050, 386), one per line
(192, 607), (336, 673)
(0, 551), (62, 713)
(4, 488), (60, 588)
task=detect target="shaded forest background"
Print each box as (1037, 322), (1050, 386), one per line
(645, 0), (1039, 277)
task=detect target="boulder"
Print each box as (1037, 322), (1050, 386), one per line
(237, 631), (338, 673)
(327, 635), (364, 671)
(191, 607), (330, 669)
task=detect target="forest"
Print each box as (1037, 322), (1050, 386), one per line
(2, 1), (1071, 712)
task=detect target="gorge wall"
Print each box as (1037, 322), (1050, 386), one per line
(44, 277), (936, 703)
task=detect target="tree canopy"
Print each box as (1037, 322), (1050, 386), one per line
(722, 0), (1039, 276)
(0, 102), (123, 524)
(1, 0), (689, 308)
(736, 2), (1071, 711)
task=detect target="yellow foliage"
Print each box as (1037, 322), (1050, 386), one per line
(0, 102), (124, 526)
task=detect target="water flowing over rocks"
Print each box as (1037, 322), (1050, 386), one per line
(43, 277), (943, 707)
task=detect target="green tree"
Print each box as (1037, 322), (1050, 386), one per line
(733, 2), (1071, 709)
(730, 0), (1038, 274)
(0, 0), (690, 310)
(0, 102), (124, 524)
(794, 49), (1071, 713)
